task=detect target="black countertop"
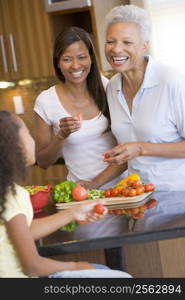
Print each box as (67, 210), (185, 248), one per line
(38, 190), (185, 257)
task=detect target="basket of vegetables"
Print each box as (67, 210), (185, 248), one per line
(24, 184), (52, 213)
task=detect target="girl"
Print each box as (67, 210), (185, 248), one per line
(0, 110), (131, 278)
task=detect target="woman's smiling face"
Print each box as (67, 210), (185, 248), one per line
(105, 22), (148, 73)
(58, 40), (92, 84)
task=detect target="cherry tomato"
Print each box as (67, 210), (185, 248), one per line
(77, 220), (87, 225)
(126, 179), (135, 187)
(104, 189), (111, 197)
(76, 112), (83, 121)
(136, 185), (145, 195)
(146, 199), (157, 209)
(110, 188), (119, 197)
(72, 185), (88, 201)
(144, 184), (155, 193)
(138, 204), (147, 212)
(113, 209), (122, 215)
(130, 207), (140, 215)
(122, 188), (130, 197)
(132, 180), (142, 188)
(104, 153), (110, 159)
(127, 188), (137, 197)
(132, 212), (145, 219)
(95, 203), (106, 214)
(124, 208), (132, 215)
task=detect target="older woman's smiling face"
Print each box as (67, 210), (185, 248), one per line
(105, 22), (148, 73)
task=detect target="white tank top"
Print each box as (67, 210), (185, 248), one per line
(34, 85), (122, 189)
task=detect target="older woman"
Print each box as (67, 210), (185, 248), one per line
(104, 4), (185, 192)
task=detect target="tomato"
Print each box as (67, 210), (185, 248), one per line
(144, 184), (155, 193)
(104, 153), (110, 159)
(146, 199), (157, 209)
(113, 209), (122, 215)
(138, 204), (147, 212)
(135, 185), (145, 195)
(132, 180), (142, 188)
(104, 189), (111, 198)
(110, 188), (119, 197)
(95, 203), (106, 214)
(76, 112), (83, 121)
(72, 185), (88, 201)
(126, 179), (135, 187)
(122, 188), (130, 197)
(132, 212), (145, 219)
(77, 220), (87, 225)
(130, 207), (140, 215)
(127, 188), (137, 197)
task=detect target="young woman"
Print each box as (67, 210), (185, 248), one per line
(0, 110), (131, 278)
(34, 27), (128, 239)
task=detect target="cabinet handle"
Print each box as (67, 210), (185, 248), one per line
(9, 33), (18, 72)
(0, 35), (8, 73)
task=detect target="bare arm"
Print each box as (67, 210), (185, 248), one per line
(103, 140), (185, 164)
(30, 200), (107, 240)
(34, 113), (65, 168)
(77, 163), (127, 189)
(7, 215), (95, 277)
(35, 113), (82, 169)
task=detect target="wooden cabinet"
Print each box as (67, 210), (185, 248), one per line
(0, 0), (54, 81)
(49, 0), (128, 72)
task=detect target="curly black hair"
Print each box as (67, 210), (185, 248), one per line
(0, 111), (27, 220)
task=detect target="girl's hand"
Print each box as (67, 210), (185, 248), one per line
(58, 112), (82, 139)
(104, 142), (142, 165)
(70, 200), (108, 224)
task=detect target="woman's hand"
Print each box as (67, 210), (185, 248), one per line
(57, 112), (82, 139)
(104, 142), (142, 165)
(70, 200), (108, 224)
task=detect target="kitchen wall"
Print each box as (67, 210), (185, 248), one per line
(0, 77), (57, 137)
(0, 78), (68, 185)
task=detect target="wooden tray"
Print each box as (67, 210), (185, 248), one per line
(55, 191), (153, 210)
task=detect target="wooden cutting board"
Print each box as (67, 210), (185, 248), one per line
(55, 191), (153, 210)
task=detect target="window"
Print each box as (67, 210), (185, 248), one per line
(144, 0), (185, 74)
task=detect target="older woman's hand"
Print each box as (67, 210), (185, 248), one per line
(104, 142), (142, 165)
(57, 113), (82, 139)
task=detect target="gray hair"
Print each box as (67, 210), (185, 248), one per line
(105, 5), (152, 41)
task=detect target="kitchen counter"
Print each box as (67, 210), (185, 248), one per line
(37, 190), (185, 277)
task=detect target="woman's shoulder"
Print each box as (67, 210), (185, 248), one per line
(34, 86), (57, 108)
(37, 85), (55, 97)
(155, 61), (185, 86)
(100, 74), (109, 89)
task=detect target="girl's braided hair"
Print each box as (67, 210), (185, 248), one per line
(0, 111), (27, 220)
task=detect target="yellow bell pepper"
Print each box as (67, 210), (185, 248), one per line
(115, 173), (141, 188)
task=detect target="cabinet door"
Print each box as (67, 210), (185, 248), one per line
(0, 0), (54, 80)
(0, 0), (11, 80)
